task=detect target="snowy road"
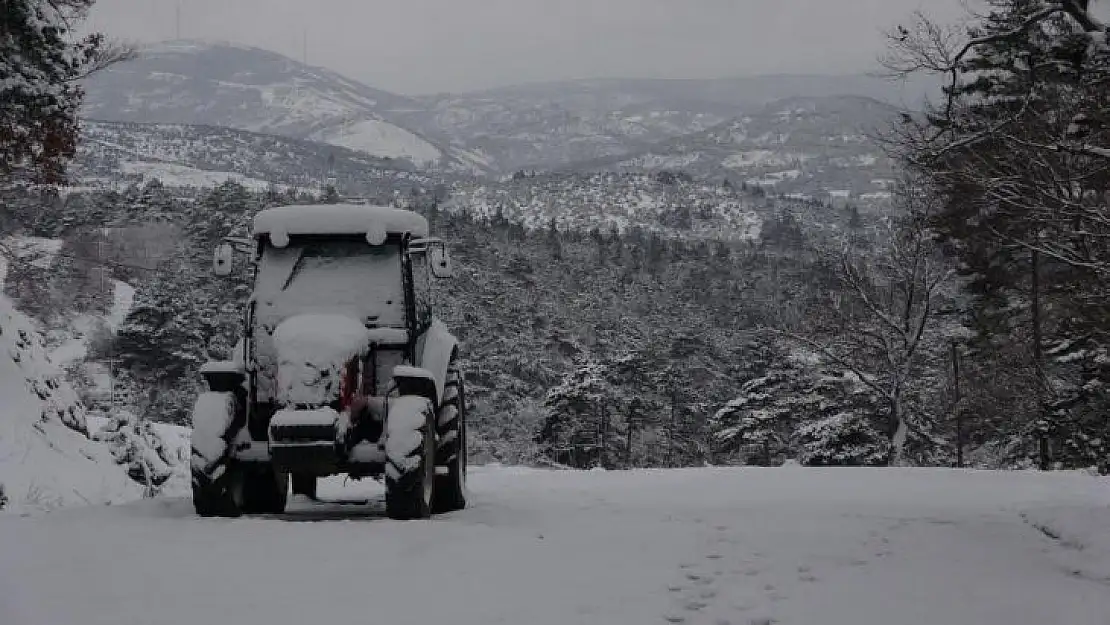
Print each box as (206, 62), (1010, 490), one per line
(3, 466), (1110, 625)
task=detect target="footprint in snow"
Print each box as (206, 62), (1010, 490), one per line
(683, 600), (709, 612)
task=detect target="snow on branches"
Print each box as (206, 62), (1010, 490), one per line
(0, 0), (131, 184)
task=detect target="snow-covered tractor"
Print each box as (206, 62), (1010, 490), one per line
(190, 203), (467, 519)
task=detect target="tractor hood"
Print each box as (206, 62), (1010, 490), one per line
(271, 314), (370, 407)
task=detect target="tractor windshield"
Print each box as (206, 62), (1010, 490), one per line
(253, 236), (406, 329)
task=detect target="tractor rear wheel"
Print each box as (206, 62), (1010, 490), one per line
(385, 396), (436, 520)
(432, 361), (467, 513)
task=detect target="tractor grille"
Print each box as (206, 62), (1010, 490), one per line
(269, 422), (337, 443)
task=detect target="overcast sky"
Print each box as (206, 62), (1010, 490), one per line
(87, 0), (971, 95)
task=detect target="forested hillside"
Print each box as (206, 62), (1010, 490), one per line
(3, 165), (1105, 472)
(1, 179), (857, 466)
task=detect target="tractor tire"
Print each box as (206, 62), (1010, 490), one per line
(385, 396), (436, 520)
(432, 361), (467, 513)
(191, 392), (242, 517)
(240, 465), (289, 514)
(192, 462), (243, 518)
(193, 462), (288, 517)
(292, 473), (317, 499)
(191, 391), (288, 516)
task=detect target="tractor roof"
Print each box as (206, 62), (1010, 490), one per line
(252, 204), (430, 240)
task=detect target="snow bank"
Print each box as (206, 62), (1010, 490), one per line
(90, 411), (183, 495)
(0, 296), (139, 514)
(88, 414), (191, 497)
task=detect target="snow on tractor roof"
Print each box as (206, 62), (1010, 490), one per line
(252, 204), (430, 242)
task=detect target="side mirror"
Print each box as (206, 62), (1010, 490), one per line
(213, 242), (234, 276)
(429, 244), (454, 278)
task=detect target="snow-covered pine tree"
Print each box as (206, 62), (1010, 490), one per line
(711, 370), (802, 466)
(539, 360), (623, 468)
(794, 371), (889, 467)
(113, 255), (206, 424)
(91, 410), (179, 495)
(886, 1), (1110, 470)
(0, 0), (124, 184)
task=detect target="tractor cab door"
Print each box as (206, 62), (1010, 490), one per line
(407, 238), (453, 333)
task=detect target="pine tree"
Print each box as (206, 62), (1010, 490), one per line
(886, 1), (1110, 470)
(539, 360), (618, 468)
(794, 372), (888, 467)
(1, 1), (126, 184)
(711, 370), (802, 465)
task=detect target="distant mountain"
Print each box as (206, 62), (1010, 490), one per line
(396, 75), (929, 175)
(73, 120), (452, 196)
(80, 41), (487, 175)
(562, 96), (900, 207)
(79, 40), (917, 185)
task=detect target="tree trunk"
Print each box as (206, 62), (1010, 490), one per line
(668, 389), (678, 467)
(889, 392), (908, 467)
(952, 342), (964, 468)
(625, 413), (634, 468)
(1031, 249), (1050, 471)
(600, 402), (609, 469)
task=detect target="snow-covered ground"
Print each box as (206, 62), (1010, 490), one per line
(118, 161), (275, 191)
(0, 294), (139, 514)
(2, 466), (1108, 625)
(312, 118), (443, 166)
(50, 279), (134, 366)
(0, 236), (62, 284)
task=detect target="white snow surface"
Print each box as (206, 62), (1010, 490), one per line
(50, 279), (135, 366)
(0, 295), (139, 514)
(2, 467), (1110, 625)
(0, 236), (63, 291)
(253, 203), (430, 239)
(311, 118), (443, 166)
(87, 413), (192, 497)
(119, 161), (274, 191)
(272, 314), (370, 406)
(270, 407), (340, 429)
